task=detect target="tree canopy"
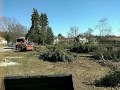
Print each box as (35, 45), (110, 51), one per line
(0, 17), (27, 43)
(26, 8), (54, 45)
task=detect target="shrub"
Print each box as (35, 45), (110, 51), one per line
(95, 70), (120, 87)
(94, 45), (120, 61)
(39, 44), (76, 62)
(57, 42), (73, 49)
(70, 42), (97, 53)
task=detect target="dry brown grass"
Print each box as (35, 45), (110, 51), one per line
(0, 45), (4, 90)
(0, 44), (3, 47)
(1, 51), (113, 90)
(107, 37), (120, 41)
(0, 52), (3, 77)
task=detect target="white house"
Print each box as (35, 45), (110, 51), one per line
(0, 37), (7, 45)
(78, 36), (88, 44)
(53, 37), (59, 44)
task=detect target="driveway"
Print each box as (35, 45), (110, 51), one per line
(0, 47), (14, 52)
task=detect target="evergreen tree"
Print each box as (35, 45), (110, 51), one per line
(46, 26), (54, 44)
(27, 8), (41, 43)
(58, 33), (65, 40)
(26, 8), (54, 45)
(39, 13), (48, 45)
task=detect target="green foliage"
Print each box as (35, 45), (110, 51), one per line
(45, 27), (54, 44)
(39, 13), (49, 45)
(70, 42), (97, 53)
(39, 44), (76, 62)
(58, 33), (65, 39)
(39, 13), (48, 28)
(95, 70), (120, 87)
(26, 8), (54, 45)
(27, 8), (41, 43)
(53, 42), (70, 50)
(94, 45), (120, 61)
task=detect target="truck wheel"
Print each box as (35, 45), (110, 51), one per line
(18, 47), (22, 52)
(22, 45), (26, 51)
(21, 47), (23, 52)
(15, 45), (17, 50)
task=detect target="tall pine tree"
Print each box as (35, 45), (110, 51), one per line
(27, 8), (41, 43)
(46, 26), (54, 44)
(26, 8), (54, 45)
(39, 13), (48, 45)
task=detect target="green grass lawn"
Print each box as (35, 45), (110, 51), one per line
(2, 50), (115, 90)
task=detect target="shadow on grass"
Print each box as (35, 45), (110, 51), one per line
(94, 70), (120, 88)
(82, 70), (120, 89)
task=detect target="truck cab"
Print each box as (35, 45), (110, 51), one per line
(16, 37), (33, 51)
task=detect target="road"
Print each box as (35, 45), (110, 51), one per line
(0, 47), (14, 52)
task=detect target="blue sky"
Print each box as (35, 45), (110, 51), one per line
(3, 0), (120, 36)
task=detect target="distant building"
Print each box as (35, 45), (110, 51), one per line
(77, 36), (88, 44)
(53, 36), (59, 44)
(53, 35), (97, 44)
(0, 37), (7, 45)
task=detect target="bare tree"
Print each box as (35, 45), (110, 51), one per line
(84, 28), (94, 40)
(69, 26), (79, 38)
(67, 32), (72, 38)
(0, 17), (27, 43)
(95, 18), (112, 39)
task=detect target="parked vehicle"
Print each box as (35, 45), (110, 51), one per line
(16, 37), (33, 51)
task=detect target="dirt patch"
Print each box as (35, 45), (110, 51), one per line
(0, 47), (13, 52)
(0, 59), (19, 67)
(0, 61), (19, 67)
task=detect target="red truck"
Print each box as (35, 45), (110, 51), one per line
(16, 37), (33, 51)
